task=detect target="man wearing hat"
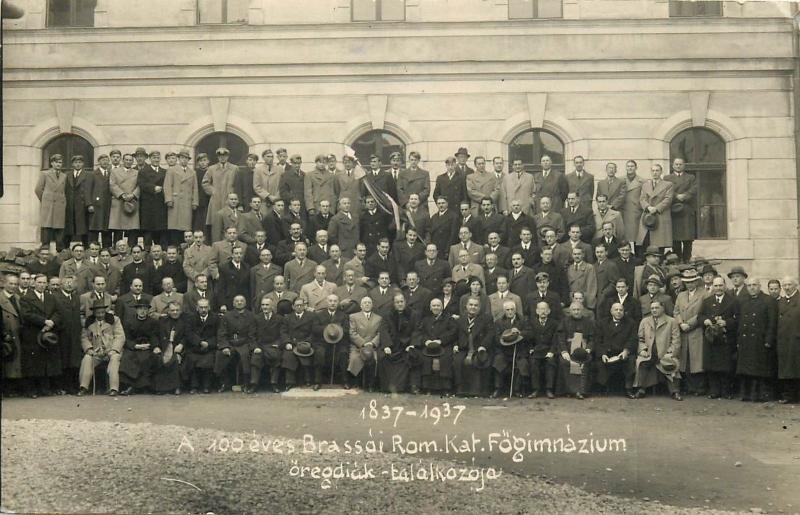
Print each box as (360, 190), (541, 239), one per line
(64, 154), (93, 247)
(138, 151), (169, 250)
(19, 274), (62, 397)
(78, 298), (124, 396)
(397, 151), (430, 213)
(664, 158), (697, 263)
(304, 155), (338, 218)
(253, 149), (282, 214)
(109, 152), (141, 247)
(453, 297), (495, 397)
(698, 276), (739, 399)
(118, 299), (160, 395)
(309, 294), (350, 390)
(233, 154), (258, 214)
(635, 245), (666, 296)
(492, 300), (531, 397)
(434, 157), (468, 210)
(636, 163), (674, 252)
(164, 150), (199, 245)
(454, 147), (473, 176)
(35, 153), (67, 251)
(673, 267), (708, 395)
(417, 298), (458, 394)
(727, 266), (749, 303)
(640, 274), (674, 318)
(89, 153), (113, 247)
(347, 296), (382, 391)
(202, 147), (240, 233)
(633, 299), (682, 400)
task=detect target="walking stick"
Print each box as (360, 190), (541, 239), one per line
(329, 345), (335, 386)
(509, 343), (517, 398)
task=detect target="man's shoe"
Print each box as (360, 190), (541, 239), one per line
(672, 392), (683, 401)
(625, 389), (636, 399)
(77, 387), (89, 397)
(202, 388), (210, 394)
(272, 385), (281, 393)
(778, 398), (790, 404)
(189, 389), (197, 395)
(108, 389), (118, 397)
(528, 390), (540, 399)
(410, 386), (420, 395)
(312, 384), (320, 391)
(285, 385), (293, 392)
(343, 383), (351, 390)
(546, 390), (555, 399)
(575, 393), (585, 400)
(635, 389), (647, 399)
(708, 393), (719, 399)
(490, 389), (501, 399)
(217, 384), (229, 393)
(174, 388), (182, 396)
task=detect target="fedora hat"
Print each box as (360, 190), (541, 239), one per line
(216, 147), (230, 155)
(2, 332), (15, 361)
(423, 340), (443, 358)
(643, 245), (662, 258)
(659, 355), (679, 372)
(360, 344), (375, 362)
(499, 328), (523, 346)
(123, 198), (137, 215)
(178, 150), (191, 159)
(91, 298), (108, 310)
(323, 323), (344, 344)
(37, 330), (59, 349)
(455, 147), (470, 157)
(292, 341), (314, 358)
(570, 347), (590, 364)
(338, 298), (361, 315)
(727, 266), (748, 279)
(465, 346), (490, 369)
(276, 298), (293, 316)
(537, 224), (555, 239)
(680, 269), (702, 283)
(645, 274), (664, 288)
(134, 147), (148, 156)
(642, 212), (659, 230)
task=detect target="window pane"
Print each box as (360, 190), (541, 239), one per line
(537, 0), (562, 18)
(43, 134), (94, 170)
(509, 129), (565, 174)
(380, 0), (405, 21)
(352, 130), (406, 171)
(509, 0), (535, 19)
(198, 0), (223, 24)
(74, 0), (96, 26)
(47, 0), (72, 27)
(227, 0), (249, 23)
(352, 0), (377, 21)
(669, 1), (721, 17)
(697, 170), (726, 239)
(195, 132), (249, 166)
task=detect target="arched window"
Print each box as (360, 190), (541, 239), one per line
(195, 131), (249, 166)
(508, 129), (565, 174)
(42, 133), (94, 170)
(351, 129), (406, 170)
(669, 127), (727, 239)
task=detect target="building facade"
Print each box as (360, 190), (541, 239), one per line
(2, 0), (798, 278)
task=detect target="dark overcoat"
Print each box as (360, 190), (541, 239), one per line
(64, 169), (93, 237)
(698, 293), (739, 373)
(777, 292), (800, 379)
(663, 172), (697, 241)
(89, 167), (112, 231)
(137, 164), (168, 231)
(735, 292), (777, 378)
(51, 289), (83, 369)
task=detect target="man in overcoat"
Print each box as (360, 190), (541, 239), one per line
(35, 153), (67, 251)
(89, 153), (113, 247)
(51, 275), (83, 394)
(698, 276), (739, 399)
(673, 268), (709, 395)
(202, 147), (239, 229)
(663, 158), (697, 263)
(637, 164), (674, 251)
(64, 155), (93, 247)
(214, 294), (257, 392)
(164, 150), (199, 245)
(137, 151), (169, 249)
(109, 152), (140, 247)
(777, 277), (800, 403)
(633, 299), (682, 400)
(19, 274), (62, 397)
(736, 277), (778, 401)
(310, 294), (350, 390)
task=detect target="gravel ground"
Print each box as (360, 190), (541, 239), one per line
(1, 418), (741, 514)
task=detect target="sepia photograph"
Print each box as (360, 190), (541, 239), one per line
(1, 0), (799, 513)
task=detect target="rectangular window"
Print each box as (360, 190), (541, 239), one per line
(509, 0), (562, 19)
(47, 0), (96, 28)
(352, 0), (406, 22)
(668, 1), (722, 17)
(198, 0), (249, 24)
(696, 170), (727, 239)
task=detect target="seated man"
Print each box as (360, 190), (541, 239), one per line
(118, 301), (161, 395)
(280, 296), (315, 388)
(491, 300), (531, 398)
(347, 296), (382, 391)
(379, 294), (420, 394)
(152, 302), (188, 395)
(184, 298), (218, 394)
(417, 298), (458, 394)
(78, 299), (124, 396)
(250, 297), (287, 393)
(557, 302), (594, 400)
(310, 294), (350, 390)
(214, 294), (257, 392)
(452, 297), (495, 397)
(633, 299), (683, 401)
(527, 301), (563, 399)
(593, 302), (637, 398)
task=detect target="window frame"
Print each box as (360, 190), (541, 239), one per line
(196, 0), (249, 25)
(351, 129), (407, 171)
(668, 0), (722, 18)
(507, 128), (566, 175)
(508, 0), (563, 20)
(46, 0), (96, 28)
(42, 133), (95, 171)
(669, 127), (728, 240)
(351, 0), (406, 22)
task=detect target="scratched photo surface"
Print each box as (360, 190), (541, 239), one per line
(2, 0), (799, 513)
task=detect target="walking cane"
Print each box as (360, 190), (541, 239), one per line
(329, 345), (335, 386)
(509, 343), (517, 399)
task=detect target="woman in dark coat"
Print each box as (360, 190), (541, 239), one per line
(378, 295), (420, 393)
(437, 279), (460, 320)
(735, 281), (777, 401)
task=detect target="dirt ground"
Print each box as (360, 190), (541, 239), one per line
(2, 391), (799, 514)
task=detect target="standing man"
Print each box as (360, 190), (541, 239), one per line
(304, 154), (338, 217)
(397, 151), (430, 213)
(621, 160), (644, 253)
(562, 192), (595, 243)
(433, 157), (467, 210)
(35, 154), (67, 251)
(637, 164), (674, 252)
(279, 154), (307, 213)
(466, 156), (498, 215)
(64, 155), (93, 248)
(736, 277), (778, 402)
(89, 153), (113, 247)
(164, 150), (198, 246)
(593, 194), (625, 241)
(51, 275), (82, 394)
(334, 155), (364, 220)
(137, 151), (169, 250)
(253, 149), (281, 213)
(565, 156), (594, 211)
(777, 277), (800, 403)
(429, 197), (460, 261)
(698, 276), (739, 399)
(202, 147), (239, 231)
(533, 155), (569, 214)
(498, 158), (536, 216)
(673, 268), (708, 395)
(633, 300), (683, 400)
(454, 147), (474, 176)
(347, 296), (382, 391)
(664, 158), (698, 263)
(328, 197), (359, 258)
(192, 153), (211, 233)
(233, 154), (258, 213)
(596, 163), (625, 213)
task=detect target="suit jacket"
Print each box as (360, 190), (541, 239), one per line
(250, 263), (280, 308)
(335, 284), (368, 306)
(429, 210), (459, 261)
(498, 171), (536, 215)
(508, 266), (536, 299)
(488, 291), (524, 321)
(456, 313), (494, 353)
(150, 292), (184, 318)
(596, 177), (626, 211)
(509, 243), (539, 269)
(593, 209), (625, 241)
(466, 171), (499, 212)
(484, 245), (511, 269)
(565, 171), (595, 210)
(284, 258), (317, 293)
(263, 209), (288, 243)
(598, 293), (642, 324)
(554, 240), (595, 268)
(524, 289), (563, 321)
(561, 206), (595, 243)
(279, 167), (307, 212)
(478, 213), (508, 245)
(639, 292), (674, 317)
(414, 259), (450, 294)
(397, 168), (430, 207)
(392, 242), (426, 285)
(311, 309), (350, 346)
(59, 258), (96, 295)
(327, 211), (359, 257)
(321, 258), (346, 285)
(595, 316), (638, 357)
(182, 287), (216, 314)
(280, 310), (314, 345)
(121, 261), (156, 296)
(209, 240), (248, 279)
(253, 164), (282, 206)
(451, 263), (485, 285)
(64, 169), (94, 236)
(183, 243), (214, 285)
(304, 169), (337, 213)
(306, 213), (333, 241)
(567, 261), (599, 309)
(334, 168), (364, 215)
(114, 292), (153, 325)
(307, 244), (331, 265)
(364, 253), (399, 285)
(594, 258), (622, 304)
(349, 311), (382, 349)
(402, 286), (433, 319)
(448, 241), (486, 269)
(216, 261), (251, 309)
(592, 235), (622, 260)
(533, 170), (569, 213)
(433, 171), (467, 209)
(663, 172), (698, 241)
(360, 170), (397, 202)
(263, 290), (298, 313)
(403, 208), (430, 243)
(368, 286), (402, 318)
(80, 290), (113, 319)
(236, 211), (265, 245)
(506, 212), (534, 247)
(483, 266), (508, 296)
(299, 280), (338, 310)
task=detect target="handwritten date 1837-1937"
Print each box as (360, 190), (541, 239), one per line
(360, 400), (466, 428)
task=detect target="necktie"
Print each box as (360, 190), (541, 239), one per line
(652, 180), (657, 189)
(200, 291), (205, 298)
